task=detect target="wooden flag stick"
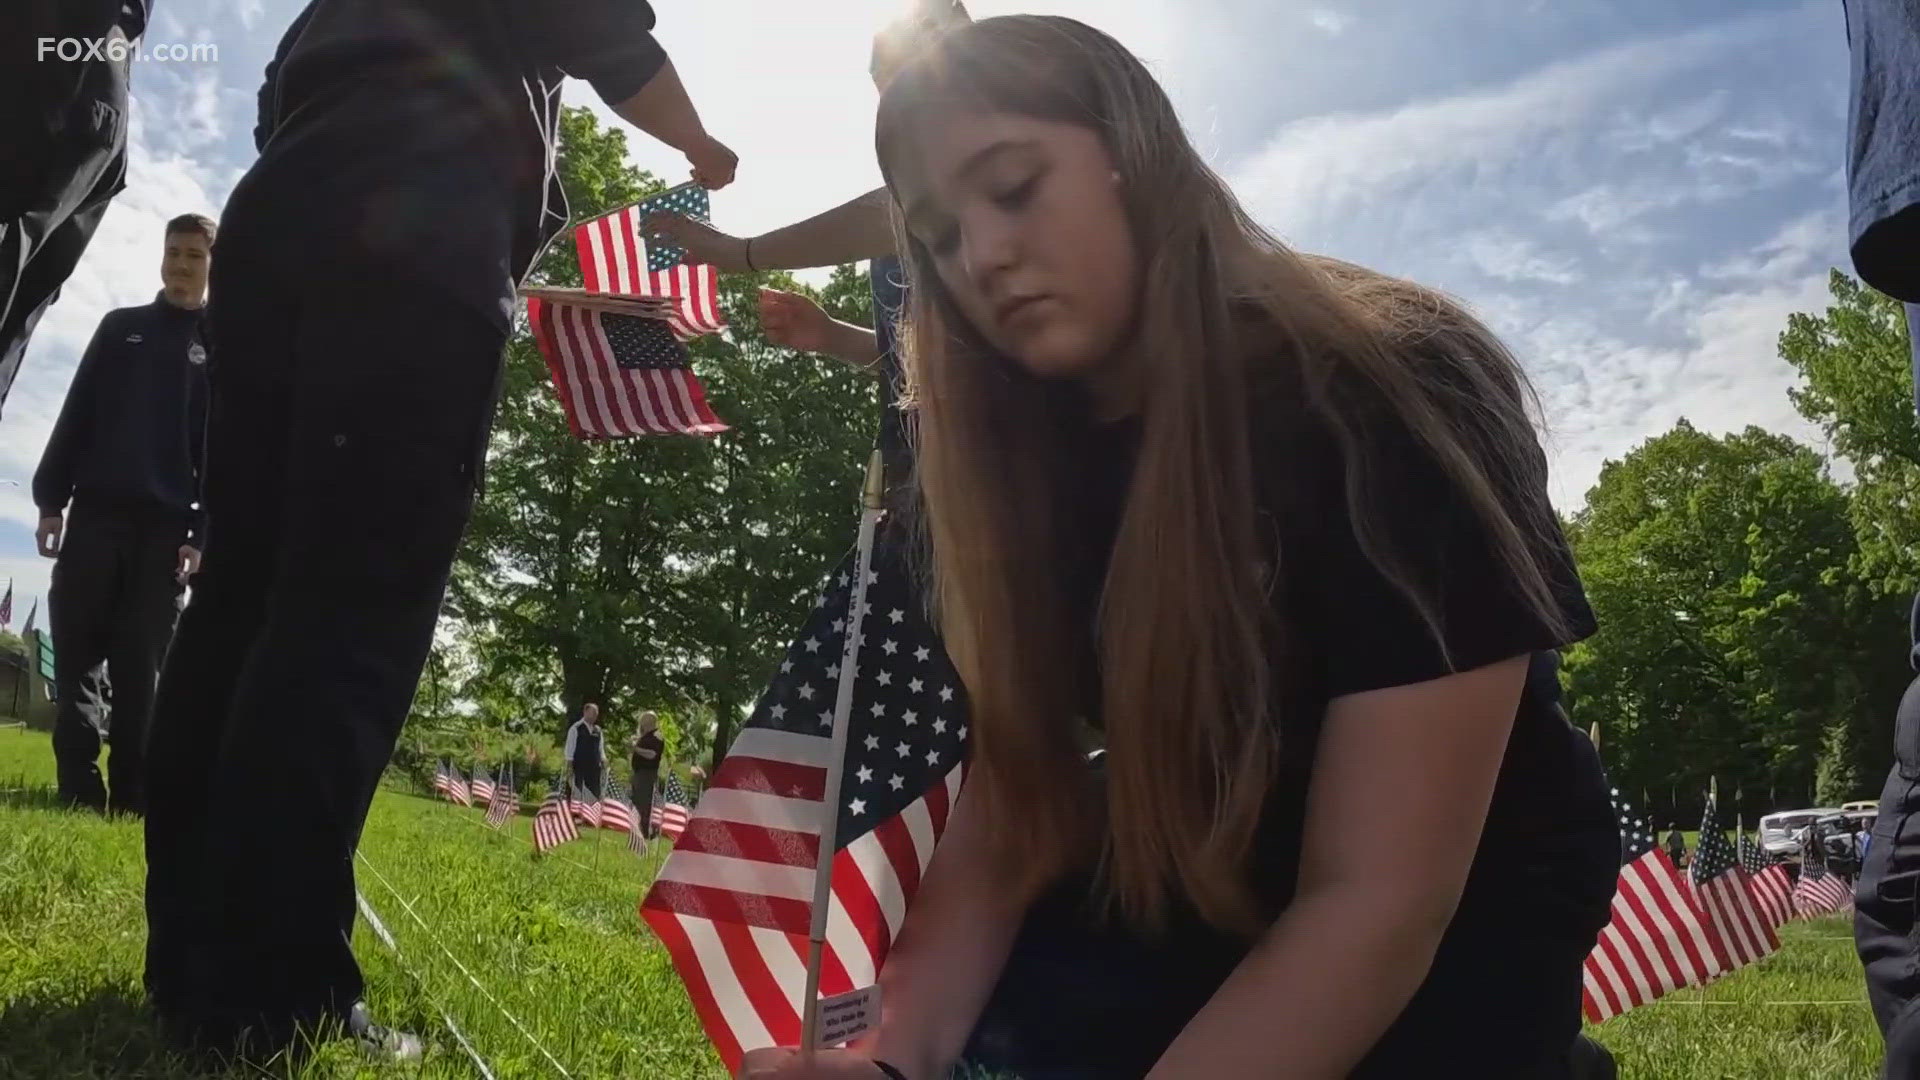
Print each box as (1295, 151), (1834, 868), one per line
(800, 451), (888, 1063)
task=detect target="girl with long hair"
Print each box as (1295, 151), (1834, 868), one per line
(743, 15), (1616, 1080)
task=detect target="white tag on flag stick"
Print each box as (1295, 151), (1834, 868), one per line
(813, 984), (881, 1049)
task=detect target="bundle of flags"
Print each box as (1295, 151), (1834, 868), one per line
(568, 780), (604, 830)
(639, 540), (969, 1073)
(600, 777), (638, 835)
(1583, 788), (1852, 1023)
(526, 183), (729, 440)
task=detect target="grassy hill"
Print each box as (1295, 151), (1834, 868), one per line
(0, 727), (1884, 1078)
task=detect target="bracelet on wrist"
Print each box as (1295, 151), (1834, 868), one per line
(745, 236), (757, 272)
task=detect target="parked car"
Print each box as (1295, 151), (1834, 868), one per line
(1760, 808), (1841, 858)
(1843, 800), (1880, 814)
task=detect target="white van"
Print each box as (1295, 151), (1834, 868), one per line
(1759, 808), (1840, 858)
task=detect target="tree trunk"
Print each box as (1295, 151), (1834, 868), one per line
(709, 689), (736, 775)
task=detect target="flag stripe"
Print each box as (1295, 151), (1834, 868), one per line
(673, 817), (820, 867)
(644, 879), (813, 938)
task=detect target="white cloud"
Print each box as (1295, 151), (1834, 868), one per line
(1458, 232), (1581, 285)
(1307, 8), (1352, 36)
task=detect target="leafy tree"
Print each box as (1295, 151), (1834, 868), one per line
(1566, 421), (1905, 819)
(1780, 271), (1920, 597)
(440, 107), (880, 771)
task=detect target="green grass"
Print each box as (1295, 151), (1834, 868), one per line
(0, 727), (1886, 1078)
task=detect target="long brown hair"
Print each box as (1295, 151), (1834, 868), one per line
(876, 15), (1570, 935)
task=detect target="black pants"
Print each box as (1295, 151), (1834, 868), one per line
(49, 504), (185, 811)
(0, 26), (127, 419)
(1856, 595), (1920, 1079)
(141, 226), (507, 1049)
(631, 765), (659, 836)
(573, 761), (603, 802)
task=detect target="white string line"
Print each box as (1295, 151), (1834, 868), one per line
(1644, 999), (1869, 1007)
(356, 852), (577, 1079)
(354, 890), (498, 1080)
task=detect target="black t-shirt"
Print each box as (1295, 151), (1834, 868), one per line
(969, 361), (1616, 1075)
(631, 731), (663, 773)
(226, 0), (667, 326)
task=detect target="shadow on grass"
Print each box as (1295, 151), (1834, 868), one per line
(0, 988), (232, 1080)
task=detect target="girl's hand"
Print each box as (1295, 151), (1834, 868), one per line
(758, 288), (837, 354)
(737, 1046), (893, 1079)
(644, 211), (751, 271)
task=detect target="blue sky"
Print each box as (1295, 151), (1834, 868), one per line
(0, 0), (1858, 621)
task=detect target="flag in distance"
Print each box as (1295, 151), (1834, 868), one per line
(601, 778), (637, 833)
(650, 773), (691, 842)
(640, 534), (970, 1073)
(470, 767), (496, 808)
(1792, 829), (1854, 919)
(485, 767), (517, 829)
(432, 761), (453, 801)
(1689, 795), (1779, 970)
(1582, 788), (1721, 1022)
(447, 766), (473, 808)
(574, 184), (726, 341)
(1738, 832), (1794, 927)
(534, 784), (580, 854)
(529, 300), (727, 440)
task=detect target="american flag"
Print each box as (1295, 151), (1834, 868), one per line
(431, 761), (453, 801)
(447, 766), (473, 808)
(1739, 831), (1795, 927)
(650, 773), (691, 842)
(640, 530), (969, 1073)
(574, 184), (726, 341)
(1792, 829), (1855, 919)
(485, 767), (518, 830)
(601, 778), (637, 834)
(568, 781), (604, 829)
(1582, 788), (1721, 1022)
(1689, 795), (1779, 970)
(0, 579), (11, 627)
(534, 783), (580, 854)
(470, 767), (496, 808)
(529, 301), (728, 440)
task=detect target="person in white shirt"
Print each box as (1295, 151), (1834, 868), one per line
(563, 703), (606, 800)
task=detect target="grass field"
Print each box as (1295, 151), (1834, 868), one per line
(0, 726), (1885, 1078)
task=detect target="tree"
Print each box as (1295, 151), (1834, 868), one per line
(1565, 421), (1906, 820)
(442, 107), (879, 768)
(1780, 271), (1920, 597)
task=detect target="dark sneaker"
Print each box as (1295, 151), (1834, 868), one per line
(347, 1002), (423, 1062)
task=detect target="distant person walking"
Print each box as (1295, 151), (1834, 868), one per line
(629, 711), (663, 834)
(564, 703), (606, 801)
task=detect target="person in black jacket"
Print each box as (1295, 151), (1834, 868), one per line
(0, 1), (148, 421)
(139, 0), (736, 1060)
(32, 212), (210, 816)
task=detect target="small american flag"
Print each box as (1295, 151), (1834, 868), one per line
(1792, 830), (1854, 919)
(447, 766), (473, 809)
(534, 783), (580, 854)
(529, 301), (727, 440)
(1739, 832), (1794, 927)
(649, 772), (691, 842)
(640, 530), (969, 1072)
(1582, 788), (1720, 1022)
(431, 761), (453, 801)
(485, 767), (517, 830)
(1689, 795), (1779, 970)
(629, 797), (652, 855)
(470, 767), (496, 808)
(574, 184), (726, 341)
(601, 778), (637, 834)
(568, 781), (604, 829)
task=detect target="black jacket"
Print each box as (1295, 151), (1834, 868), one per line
(229, 0), (667, 326)
(0, 0), (146, 211)
(33, 292), (207, 539)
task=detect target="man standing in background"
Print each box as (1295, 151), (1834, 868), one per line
(32, 213), (210, 815)
(0, 1), (149, 420)
(565, 703), (607, 801)
(1842, 2), (1920, 1076)
(629, 710), (663, 835)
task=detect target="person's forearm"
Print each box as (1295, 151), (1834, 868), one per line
(1146, 886), (1452, 1079)
(853, 787), (1034, 1079)
(610, 56), (709, 153)
(749, 188), (895, 270)
(821, 320), (882, 374)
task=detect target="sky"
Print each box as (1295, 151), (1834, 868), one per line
(0, 0), (1861, 624)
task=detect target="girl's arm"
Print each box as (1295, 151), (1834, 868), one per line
(854, 781), (1037, 1078)
(1145, 655), (1527, 1079)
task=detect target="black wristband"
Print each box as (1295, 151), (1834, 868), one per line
(745, 236), (757, 272)
(872, 1062), (908, 1080)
